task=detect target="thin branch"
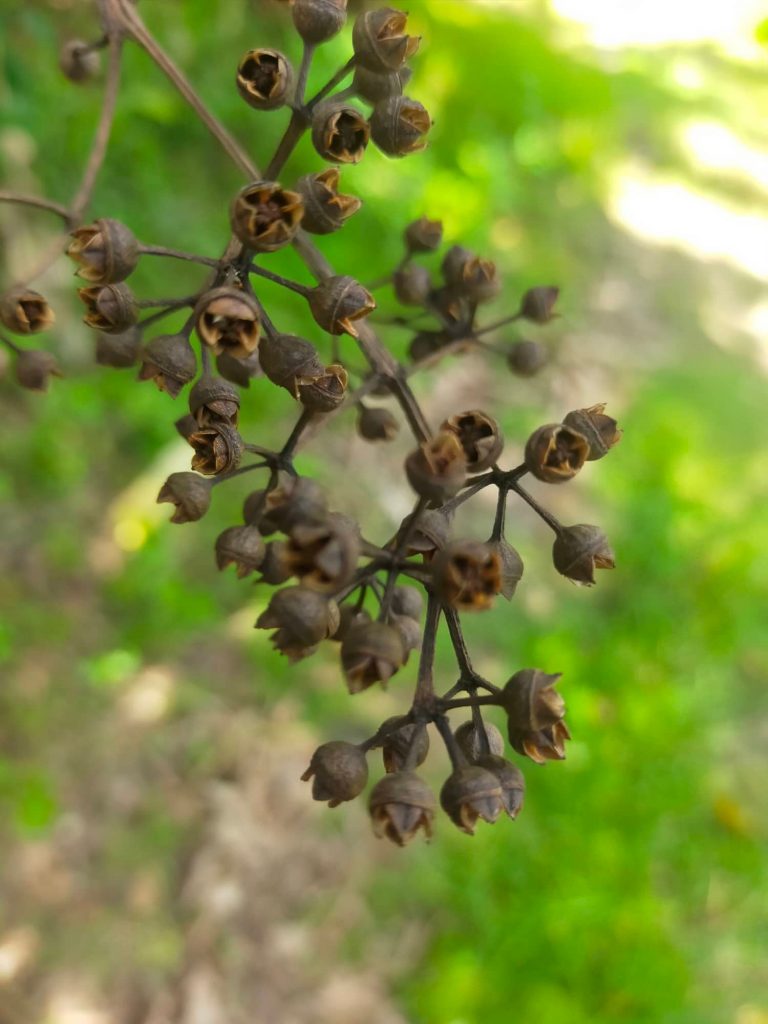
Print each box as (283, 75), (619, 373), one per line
(0, 192), (72, 223)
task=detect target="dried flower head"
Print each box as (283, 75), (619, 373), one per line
(524, 422), (589, 483)
(230, 181), (304, 252)
(442, 410), (504, 474)
(0, 288), (55, 335)
(236, 49), (293, 110)
(194, 287), (260, 358)
(311, 102), (370, 164)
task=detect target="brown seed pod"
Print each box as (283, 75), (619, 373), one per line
(432, 540), (502, 611)
(311, 102), (370, 164)
(258, 333), (324, 396)
(256, 585), (336, 661)
(292, 0), (347, 44)
(370, 95), (431, 157)
(194, 287), (260, 359)
(301, 741), (369, 807)
(280, 514), (360, 592)
(230, 181), (304, 252)
(486, 538), (524, 599)
(174, 414), (198, 441)
(475, 755), (525, 819)
(352, 64), (412, 105)
(341, 620), (406, 693)
(441, 410), (504, 474)
(78, 282), (138, 334)
(295, 168), (362, 235)
(262, 474), (328, 533)
(563, 404), (622, 461)
(399, 507), (453, 556)
(440, 766), (504, 835)
(330, 605), (372, 644)
(187, 422), (244, 476)
(254, 542), (294, 586)
(454, 720), (505, 762)
(552, 524), (615, 585)
(390, 585), (423, 621)
(188, 375), (240, 427)
(236, 49), (293, 110)
(404, 216), (443, 253)
(0, 288), (55, 335)
(408, 330), (444, 362)
(518, 285), (559, 323)
(59, 39), (100, 82)
(352, 7), (420, 72)
(501, 668), (570, 765)
(524, 423), (589, 484)
(307, 275), (375, 337)
(66, 218), (139, 284)
(215, 525), (265, 578)
(298, 363), (349, 412)
(157, 472), (212, 524)
(14, 349), (62, 391)
(95, 326), (141, 368)
(380, 719), (429, 773)
(507, 339), (547, 377)
(216, 350), (262, 388)
(138, 333), (196, 398)
(390, 614), (421, 658)
(357, 404), (399, 442)
(368, 770), (436, 846)
(393, 263), (431, 306)
(405, 431), (467, 504)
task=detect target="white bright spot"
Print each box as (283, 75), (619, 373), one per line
(119, 665), (176, 724)
(680, 120), (768, 193)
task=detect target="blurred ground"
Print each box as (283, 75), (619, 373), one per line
(2, 2), (768, 1023)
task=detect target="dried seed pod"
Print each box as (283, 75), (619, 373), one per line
(405, 431), (467, 504)
(430, 284), (471, 327)
(95, 326), (141, 368)
(330, 604), (372, 643)
(369, 770), (436, 846)
(487, 538), (524, 599)
(341, 620), (406, 693)
(432, 540), (502, 611)
(563, 404), (622, 461)
(461, 257), (500, 304)
(295, 169), (362, 235)
(352, 64), (411, 105)
(157, 472), (212, 524)
(552, 524), (615, 585)
(404, 216), (443, 253)
(301, 741), (368, 807)
(0, 288), (55, 335)
(189, 375), (240, 427)
(216, 350), (262, 388)
(393, 263), (431, 306)
(441, 245), (474, 288)
(78, 283), (138, 334)
(518, 285), (559, 323)
(138, 333), (196, 398)
(263, 475), (328, 532)
(307, 275), (375, 337)
(258, 333), (324, 396)
(370, 96), (431, 157)
(14, 349), (62, 391)
(524, 423), (589, 484)
(298, 363), (348, 412)
(230, 181), (304, 253)
(188, 422), (244, 476)
(256, 585), (336, 661)
(381, 719), (429, 773)
(501, 668), (570, 764)
(215, 525), (265, 578)
(454, 720), (505, 762)
(399, 507), (452, 555)
(255, 542), (293, 586)
(292, 0), (347, 44)
(408, 330), (443, 362)
(59, 39), (100, 82)
(236, 48), (293, 110)
(195, 287), (260, 359)
(475, 754), (525, 819)
(311, 102), (370, 164)
(442, 410), (504, 474)
(352, 8), (420, 72)
(66, 218), (139, 284)
(507, 339), (547, 377)
(440, 766), (504, 834)
(357, 404), (399, 442)
(390, 613), (421, 657)
(281, 514), (360, 592)
(174, 414), (198, 441)
(390, 586), (423, 621)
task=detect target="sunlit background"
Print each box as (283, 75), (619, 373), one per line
(1, 1), (768, 1022)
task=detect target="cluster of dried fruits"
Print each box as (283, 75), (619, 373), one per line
(0, 0), (620, 846)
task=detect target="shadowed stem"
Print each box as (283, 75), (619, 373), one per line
(0, 193), (72, 223)
(412, 590), (441, 708)
(510, 480), (563, 533)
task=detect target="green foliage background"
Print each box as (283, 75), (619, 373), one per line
(1, 1), (767, 1022)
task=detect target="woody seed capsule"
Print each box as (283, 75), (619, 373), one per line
(230, 181), (304, 253)
(308, 276), (375, 337)
(157, 472), (212, 524)
(188, 422), (244, 476)
(381, 719), (429, 773)
(195, 287), (260, 359)
(352, 7), (421, 73)
(312, 102), (370, 164)
(563, 403), (622, 461)
(216, 350), (262, 388)
(67, 218), (139, 284)
(405, 431), (467, 504)
(301, 741), (369, 807)
(138, 333), (196, 398)
(0, 288), (55, 335)
(95, 326), (141, 368)
(442, 410), (504, 474)
(189, 375), (240, 427)
(552, 524), (615, 585)
(215, 525), (265, 578)
(393, 264), (431, 306)
(236, 49), (293, 111)
(280, 514), (360, 592)
(352, 64), (412, 105)
(487, 538), (524, 599)
(454, 720), (505, 762)
(298, 363), (349, 412)
(370, 96), (431, 157)
(475, 755), (525, 819)
(256, 586), (336, 661)
(518, 285), (559, 323)
(292, 0), (347, 44)
(341, 620), (406, 693)
(295, 169), (362, 235)
(501, 668), (570, 764)
(59, 39), (100, 82)
(258, 333), (324, 397)
(369, 771), (436, 846)
(14, 350), (62, 391)
(432, 540), (502, 611)
(507, 339), (547, 377)
(524, 423), (589, 483)
(78, 283), (138, 334)
(404, 217), (443, 253)
(357, 404), (400, 442)
(440, 766), (504, 834)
